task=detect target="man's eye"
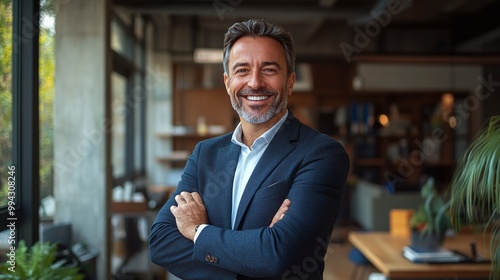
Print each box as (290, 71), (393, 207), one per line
(263, 68), (277, 74)
(235, 69), (248, 74)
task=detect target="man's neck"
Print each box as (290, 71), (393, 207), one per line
(240, 124), (267, 148)
(239, 110), (286, 147)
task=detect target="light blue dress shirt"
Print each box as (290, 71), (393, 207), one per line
(194, 111), (288, 241)
(230, 111), (289, 228)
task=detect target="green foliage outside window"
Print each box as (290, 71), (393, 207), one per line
(0, 0), (55, 206)
(0, 0), (13, 207)
(39, 1), (55, 201)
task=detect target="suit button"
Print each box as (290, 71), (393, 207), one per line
(205, 254), (218, 263)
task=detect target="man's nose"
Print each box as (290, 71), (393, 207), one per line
(248, 71), (264, 89)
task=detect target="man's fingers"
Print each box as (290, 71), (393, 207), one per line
(176, 191), (205, 207)
(275, 199), (291, 217)
(274, 206), (288, 220)
(174, 194), (185, 205)
(191, 192), (204, 205)
(270, 198), (291, 227)
(280, 198), (291, 208)
(170, 205), (178, 214)
(179, 191), (194, 203)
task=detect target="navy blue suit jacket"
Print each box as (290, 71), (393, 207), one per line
(149, 112), (350, 280)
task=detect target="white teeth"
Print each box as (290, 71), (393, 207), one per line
(246, 95), (269, 101)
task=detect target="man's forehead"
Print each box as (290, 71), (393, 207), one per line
(229, 36), (285, 64)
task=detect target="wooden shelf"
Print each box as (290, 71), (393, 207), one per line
(111, 202), (149, 214)
(156, 151), (190, 164)
(156, 157), (188, 164)
(422, 159), (455, 167)
(157, 132), (224, 139)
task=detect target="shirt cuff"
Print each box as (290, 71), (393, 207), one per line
(193, 224), (208, 243)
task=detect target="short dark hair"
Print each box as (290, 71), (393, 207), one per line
(223, 19), (295, 77)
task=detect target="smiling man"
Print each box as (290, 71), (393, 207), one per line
(149, 19), (350, 280)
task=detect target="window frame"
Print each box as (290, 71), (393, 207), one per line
(0, 0), (14, 228)
(111, 12), (146, 188)
(0, 0), (41, 246)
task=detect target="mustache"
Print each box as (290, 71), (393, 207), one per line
(238, 88), (277, 96)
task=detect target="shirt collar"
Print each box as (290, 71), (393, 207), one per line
(231, 110), (289, 148)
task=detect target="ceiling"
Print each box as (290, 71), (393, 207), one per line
(114, 0), (500, 59)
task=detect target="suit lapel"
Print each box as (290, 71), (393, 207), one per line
(233, 113), (299, 229)
(214, 142), (239, 229)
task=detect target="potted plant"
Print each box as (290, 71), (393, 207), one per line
(0, 240), (84, 280)
(409, 176), (452, 250)
(448, 115), (500, 279)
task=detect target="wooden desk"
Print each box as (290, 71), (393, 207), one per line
(348, 232), (492, 279)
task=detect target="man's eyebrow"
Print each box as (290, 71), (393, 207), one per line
(231, 62), (249, 71)
(262, 61), (280, 69)
(231, 61), (281, 71)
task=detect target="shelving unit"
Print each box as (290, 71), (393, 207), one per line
(289, 88), (471, 190)
(154, 63), (235, 181)
(155, 132), (226, 168)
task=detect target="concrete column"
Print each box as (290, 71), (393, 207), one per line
(54, 0), (111, 279)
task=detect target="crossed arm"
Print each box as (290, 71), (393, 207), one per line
(170, 191), (291, 241)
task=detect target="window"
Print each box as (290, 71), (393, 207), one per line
(3, 0), (41, 245)
(111, 15), (133, 62)
(39, 0), (55, 221)
(111, 72), (127, 178)
(134, 72), (144, 171)
(0, 1), (13, 212)
(111, 13), (146, 186)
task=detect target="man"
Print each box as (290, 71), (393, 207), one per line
(149, 19), (350, 280)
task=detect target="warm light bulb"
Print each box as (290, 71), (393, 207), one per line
(441, 93), (454, 109)
(379, 114), (389, 127)
(449, 116), (457, 128)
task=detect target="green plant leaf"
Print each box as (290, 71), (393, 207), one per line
(448, 115), (500, 280)
(0, 240), (84, 280)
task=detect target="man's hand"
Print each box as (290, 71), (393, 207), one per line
(170, 191), (208, 241)
(270, 199), (291, 227)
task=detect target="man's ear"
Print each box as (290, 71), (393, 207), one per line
(287, 72), (296, 95)
(224, 73), (231, 95)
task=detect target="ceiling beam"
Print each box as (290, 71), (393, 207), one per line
(114, 2), (365, 20)
(451, 1), (500, 50)
(352, 54), (500, 64)
(319, 0), (339, 8)
(347, 0), (412, 26)
(456, 27), (500, 52)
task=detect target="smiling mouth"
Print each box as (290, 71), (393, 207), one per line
(244, 95), (271, 101)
